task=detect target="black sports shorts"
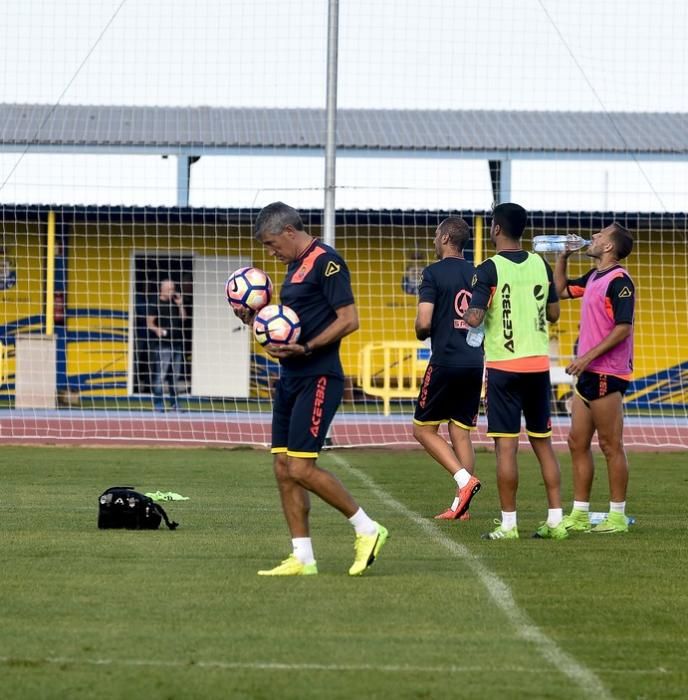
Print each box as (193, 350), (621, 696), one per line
(271, 374), (344, 458)
(575, 370), (629, 405)
(485, 368), (552, 438)
(413, 363), (483, 430)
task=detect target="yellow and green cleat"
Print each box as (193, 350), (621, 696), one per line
(532, 521), (569, 540)
(562, 508), (592, 532)
(481, 520), (519, 540)
(258, 554), (318, 576)
(590, 512), (629, 534)
(349, 523), (389, 576)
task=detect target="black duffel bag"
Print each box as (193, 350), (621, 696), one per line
(98, 486), (179, 530)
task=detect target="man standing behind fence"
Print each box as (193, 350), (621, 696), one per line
(147, 279), (187, 412)
(412, 217), (483, 520)
(554, 223), (635, 534)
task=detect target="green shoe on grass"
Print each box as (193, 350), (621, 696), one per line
(258, 554), (318, 576)
(481, 520), (519, 540)
(532, 521), (569, 540)
(562, 508), (592, 532)
(590, 511), (629, 534)
(349, 523), (389, 576)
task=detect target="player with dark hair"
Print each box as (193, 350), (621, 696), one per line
(236, 201), (388, 576)
(413, 217), (483, 520)
(555, 222), (635, 534)
(465, 202), (568, 540)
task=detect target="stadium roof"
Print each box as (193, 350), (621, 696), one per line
(3, 204), (685, 230)
(1, 104), (688, 154)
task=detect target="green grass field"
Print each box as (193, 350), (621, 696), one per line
(2, 445), (687, 699)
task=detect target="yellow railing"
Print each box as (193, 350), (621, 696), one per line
(357, 341), (429, 416)
(0, 342), (8, 387)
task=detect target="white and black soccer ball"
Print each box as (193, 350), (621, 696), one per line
(253, 304), (301, 346)
(225, 266), (273, 312)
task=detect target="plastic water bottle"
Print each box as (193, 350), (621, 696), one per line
(532, 234), (591, 253)
(466, 323), (484, 347)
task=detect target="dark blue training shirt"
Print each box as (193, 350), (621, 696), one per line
(279, 239), (355, 378)
(419, 257), (484, 368)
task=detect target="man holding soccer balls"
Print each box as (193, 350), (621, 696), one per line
(230, 201), (388, 577)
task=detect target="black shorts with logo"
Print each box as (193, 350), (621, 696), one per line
(413, 364), (483, 430)
(575, 370), (629, 405)
(271, 374), (344, 458)
(485, 368), (552, 437)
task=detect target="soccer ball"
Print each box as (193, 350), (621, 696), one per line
(225, 267), (273, 312)
(253, 304), (301, 346)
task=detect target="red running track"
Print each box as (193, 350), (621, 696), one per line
(1, 413), (687, 450)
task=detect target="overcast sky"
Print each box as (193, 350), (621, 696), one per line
(1, 0), (687, 210)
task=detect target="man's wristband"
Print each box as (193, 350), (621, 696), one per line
(302, 342), (313, 357)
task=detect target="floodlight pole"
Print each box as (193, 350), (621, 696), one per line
(323, 0), (339, 247)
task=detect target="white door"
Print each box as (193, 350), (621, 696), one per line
(192, 256), (251, 397)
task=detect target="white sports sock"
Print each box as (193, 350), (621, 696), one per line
(501, 511), (517, 530)
(573, 500), (590, 512)
(292, 537), (315, 565)
(453, 468), (471, 489)
(348, 508), (377, 536)
(547, 508), (563, 527)
(609, 501), (626, 515)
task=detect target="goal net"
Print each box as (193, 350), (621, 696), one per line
(1, 1), (687, 449)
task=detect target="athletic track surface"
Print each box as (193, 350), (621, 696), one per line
(1, 410), (686, 451)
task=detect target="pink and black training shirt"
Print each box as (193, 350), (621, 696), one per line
(567, 265), (635, 379)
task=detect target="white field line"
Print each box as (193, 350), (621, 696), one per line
(0, 657), (673, 676)
(328, 452), (615, 700)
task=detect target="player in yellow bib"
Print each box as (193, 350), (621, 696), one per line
(465, 203), (568, 540)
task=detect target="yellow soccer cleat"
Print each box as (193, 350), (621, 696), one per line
(590, 512), (629, 534)
(257, 554), (318, 576)
(562, 508), (592, 532)
(348, 523), (389, 576)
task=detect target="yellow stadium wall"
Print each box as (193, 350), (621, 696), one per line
(0, 223), (46, 389)
(0, 225), (45, 332)
(64, 221), (431, 394)
(1, 217), (687, 403)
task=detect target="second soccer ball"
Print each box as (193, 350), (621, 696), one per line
(253, 304), (301, 346)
